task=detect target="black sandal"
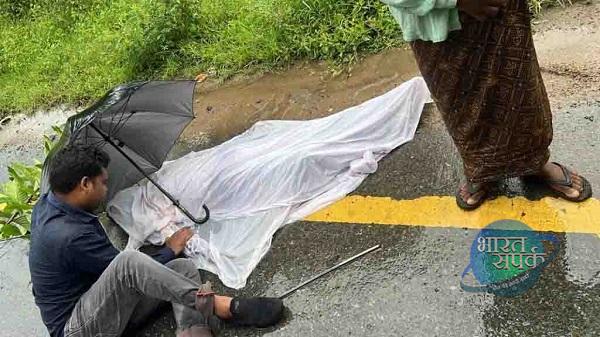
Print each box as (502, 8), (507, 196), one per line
(544, 162), (593, 202)
(456, 182), (491, 211)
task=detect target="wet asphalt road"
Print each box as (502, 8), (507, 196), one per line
(1, 95), (599, 337)
(1, 100), (598, 337)
(127, 101), (599, 337)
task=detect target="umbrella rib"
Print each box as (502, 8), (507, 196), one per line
(112, 108), (136, 137)
(107, 97), (125, 136)
(82, 126), (107, 148)
(111, 91), (131, 133)
(115, 95), (132, 131)
(94, 90), (133, 139)
(109, 93), (135, 137)
(86, 137), (105, 148)
(89, 139), (106, 148)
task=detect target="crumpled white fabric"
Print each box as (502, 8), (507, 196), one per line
(107, 77), (431, 289)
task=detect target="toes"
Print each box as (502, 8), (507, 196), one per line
(567, 188), (579, 198)
(462, 192), (470, 200)
(459, 185), (470, 199)
(570, 174), (584, 193)
(467, 190), (485, 205)
(568, 188), (580, 198)
(553, 184), (580, 198)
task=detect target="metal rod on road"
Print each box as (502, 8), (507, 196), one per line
(278, 244), (381, 299)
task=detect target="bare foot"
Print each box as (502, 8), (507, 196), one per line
(456, 181), (495, 209)
(459, 184), (485, 205)
(538, 162), (583, 199)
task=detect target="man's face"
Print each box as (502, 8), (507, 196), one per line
(81, 168), (109, 212)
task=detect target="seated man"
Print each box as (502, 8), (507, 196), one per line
(29, 144), (283, 337)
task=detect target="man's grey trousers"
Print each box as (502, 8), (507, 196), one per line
(64, 251), (207, 337)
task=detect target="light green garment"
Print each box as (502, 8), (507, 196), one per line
(381, 0), (462, 43)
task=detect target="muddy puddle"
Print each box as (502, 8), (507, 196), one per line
(185, 48), (419, 147)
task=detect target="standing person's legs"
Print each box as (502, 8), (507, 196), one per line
(409, 0), (560, 209)
(124, 258), (209, 335)
(63, 251), (218, 337)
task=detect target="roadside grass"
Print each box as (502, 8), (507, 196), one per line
(0, 0), (572, 115)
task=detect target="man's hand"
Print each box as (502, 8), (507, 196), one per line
(165, 227), (194, 255)
(457, 0), (507, 21)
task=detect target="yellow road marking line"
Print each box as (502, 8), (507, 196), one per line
(305, 196), (600, 235)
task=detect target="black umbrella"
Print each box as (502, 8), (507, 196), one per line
(41, 81), (209, 224)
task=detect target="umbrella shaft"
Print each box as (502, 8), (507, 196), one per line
(89, 123), (209, 224)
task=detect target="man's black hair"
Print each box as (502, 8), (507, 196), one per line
(49, 144), (110, 194)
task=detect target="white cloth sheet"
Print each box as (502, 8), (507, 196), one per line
(107, 77), (431, 288)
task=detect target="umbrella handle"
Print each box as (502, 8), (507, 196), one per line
(176, 203), (210, 225)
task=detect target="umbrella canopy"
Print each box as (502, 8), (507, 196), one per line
(41, 80), (209, 224)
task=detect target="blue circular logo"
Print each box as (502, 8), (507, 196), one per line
(461, 220), (560, 297)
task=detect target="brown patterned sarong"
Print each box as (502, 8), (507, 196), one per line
(410, 0), (553, 183)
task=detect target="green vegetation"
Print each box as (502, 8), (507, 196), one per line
(0, 162), (41, 239)
(0, 0), (400, 115)
(0, 0), (574, 115)
(0, 125), (61, 240)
